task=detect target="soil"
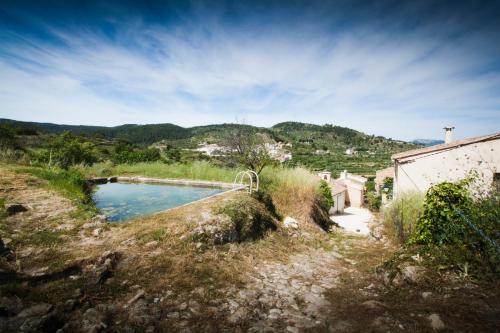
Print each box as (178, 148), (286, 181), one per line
(0, 166), (498, 332)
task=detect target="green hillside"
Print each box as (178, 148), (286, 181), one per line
(0, 118), (418, 175)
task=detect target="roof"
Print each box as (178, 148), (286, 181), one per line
(330, 181), (347, 195)
(392, 132), (500, 161)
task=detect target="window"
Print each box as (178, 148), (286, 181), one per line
(494, 173), (500, 192)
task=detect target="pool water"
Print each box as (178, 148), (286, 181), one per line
(93, 182), (225, 222)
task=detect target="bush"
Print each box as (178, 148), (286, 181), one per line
(112, 147), (162, 164)
(319, 180), (334, 209)
(48, 132), (98, 169)
(382, 192), (424, 243)
(411, 180), (472, 246)
(366, 192), (382, 212)
(217, 195), (277, 242)
(0, 124), (20, 150)
(409, 180), (500, 276)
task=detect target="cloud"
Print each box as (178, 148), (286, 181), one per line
(0, 3), (499, 140)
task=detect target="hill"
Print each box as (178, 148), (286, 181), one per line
(411, 139), (445, 146)
(0, 118), (418, 175)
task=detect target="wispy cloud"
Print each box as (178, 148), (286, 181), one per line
(0, 2), (499, 140)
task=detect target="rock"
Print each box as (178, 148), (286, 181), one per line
(145, 241), (158, 248)
(362, 300), (386, 310)
(283, 217), (299, 229)
(428, 313), (445, 330)
(167, 312), (180, 319)
(286, 326), (299, 333)
(73, 288), (83, 298)
(6, 203), (28, 216)
(17, 303), (53, 318)
(179, 302), (188, 311)
(401, 265), (426, 284)
(81, 308), (107, 333)
(228, 307), (248, 324)
(92, 228), (102, 237)
(92, 214), (107, 224)
(422, 291), (433, 299)
(88, 251), (121, 285)
(188, 300), (201, 314)
(125, 290), (145, 308)
(0, 296), (23, 315)
(0, 238), (15, 261)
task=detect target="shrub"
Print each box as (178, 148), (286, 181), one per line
(0, 124), (20, 150)
(366, 192), (382, 212)
(409, 179), (500, 275)
(365, 179), (376, 192)
(48, 132), (98, 169)
(217, 195), (277, 242)
(319, 180), (334, 209)
(411, 180), (472, 246)
(112, 147), (162, 164)
(251, 190), (281, 220)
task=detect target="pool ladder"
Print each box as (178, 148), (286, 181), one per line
(233, 170), (259, 194)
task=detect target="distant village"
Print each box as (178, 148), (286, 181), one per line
(194, 141), (293, 162)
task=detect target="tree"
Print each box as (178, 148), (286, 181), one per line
(222, 125), (273, 174)
(0, 124), (20, 150)
(49, 131), (98, 169)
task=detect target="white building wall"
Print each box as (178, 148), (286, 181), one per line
(394, 139), (499, 196)
(330, 192), (345, 214)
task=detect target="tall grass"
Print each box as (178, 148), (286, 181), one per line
(82, 161), (240, 183)
(260, 167), (320, 221)
(382, 192), (424, 243)
(21, 167), (91, 204)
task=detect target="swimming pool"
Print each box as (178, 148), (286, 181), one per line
(93, 182), (226, 222)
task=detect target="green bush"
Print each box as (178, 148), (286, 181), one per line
(47, 132), (98, 169)
(0, 124), (20, 150)
(112, 147), (162, 164)
(319, 180), (334, 209)
(411, 180), (472, 245)
(409, 180), (500, 275)
(217, 195), (277, 242)
(366, 192), (382, 212)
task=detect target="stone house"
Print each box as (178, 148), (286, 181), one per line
(392, 128), (500, 197)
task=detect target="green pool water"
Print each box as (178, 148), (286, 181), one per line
(93, 182), (225, 222)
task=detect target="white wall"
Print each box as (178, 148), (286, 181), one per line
(330, 192), (345, 214)
(394, 139), (499, 196)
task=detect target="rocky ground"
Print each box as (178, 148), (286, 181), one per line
(1, 166), (499, 332)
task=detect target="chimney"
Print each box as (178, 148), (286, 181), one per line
(444, 126), (455, 144)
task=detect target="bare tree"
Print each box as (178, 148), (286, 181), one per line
(223, 125), (273, 174)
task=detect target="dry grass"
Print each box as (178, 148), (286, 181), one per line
(260, 166), (320, 224)
(382, 192), (424, 243)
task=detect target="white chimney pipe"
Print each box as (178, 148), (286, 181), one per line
(444, 126), (455, 144)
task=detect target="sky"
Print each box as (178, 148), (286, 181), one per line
(0, 0), (499, 141)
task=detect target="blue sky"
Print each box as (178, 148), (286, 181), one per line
(0, 0), (499, 140)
